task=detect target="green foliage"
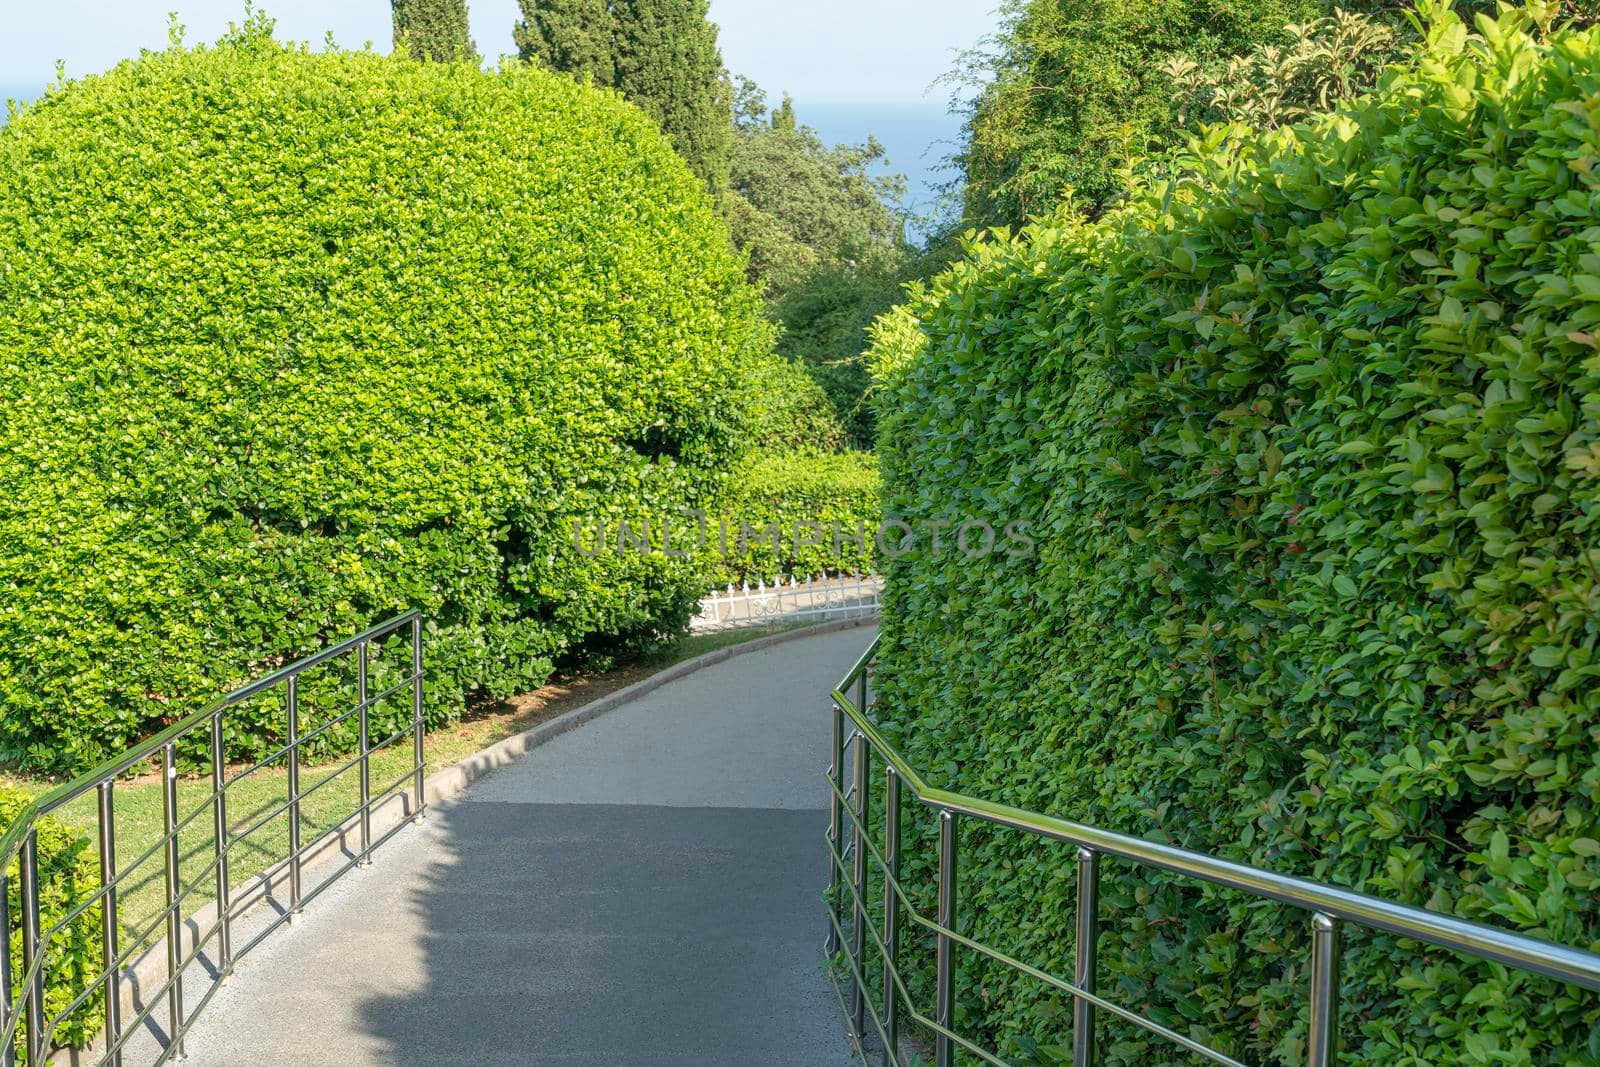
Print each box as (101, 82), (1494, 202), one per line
(955, 0), (1327, 225)
(873, 6), (1600, 1063)
(1163, 7), (1401, 130)
(767, 268), (902, 446)
(708, 449), (879, 583)
(728, 81), (913, 446)
(742, 352), (850, 454)
(1, 790), (104, 1054)
(728, 80), (908, 299)
(392, 0), (477, 62)
(0, 22), (770, 772)
(513, 0), (615, 84)
(516, 0), (733, 198)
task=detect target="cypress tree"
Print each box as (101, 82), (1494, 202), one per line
(613, 0), (732, 199)
(516, 0), (732, 200)
(514, 0), (616, 87)
(393, 0), (477, 62)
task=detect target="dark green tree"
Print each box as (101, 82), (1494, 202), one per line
(516, 0), (733, 199)
(612, 0), (732, 198)
(513, 0), (615, 86)
(392, 0), (476, 62)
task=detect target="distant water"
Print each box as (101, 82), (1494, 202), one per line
(793, 99), (964, 225)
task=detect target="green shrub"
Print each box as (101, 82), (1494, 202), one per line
(707, 449), (879, 583)
(1, 790), (104, 1054)
(0, 13), (770, 772)
(872, 5), (1600, 1064)
(742, 353), (850, 454)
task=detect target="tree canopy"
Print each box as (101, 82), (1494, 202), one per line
(726, 82), (914, 445)
(515, 0), (732, 198)
(392, 0), (476, 62)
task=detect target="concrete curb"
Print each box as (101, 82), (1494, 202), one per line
(71, 615), (876, 1064)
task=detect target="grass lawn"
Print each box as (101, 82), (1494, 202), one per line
(2, 622), (811, 965)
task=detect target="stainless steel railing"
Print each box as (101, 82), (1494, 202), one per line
(0, 612), (428, 1065)
(824, 633), (1600, 1066)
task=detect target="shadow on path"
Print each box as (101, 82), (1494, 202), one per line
(358, 801), (840, 1066)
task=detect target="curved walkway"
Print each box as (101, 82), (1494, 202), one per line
(177, 626), (868, 1066)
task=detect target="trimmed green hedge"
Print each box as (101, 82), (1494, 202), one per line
(872, 6), (1600, 1064)
(708, 449), (879, 583)
(0, 14), (771, 772)
(1, 790), (103, 1055)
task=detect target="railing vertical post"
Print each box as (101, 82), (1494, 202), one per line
(857, 669), (868, 720)
(411, 616), (426, 823)
(0, 851), (12, 1067)
(161, 743), (185, 1060)
(209, 714), (232, 980)
(826, 700), (844, 956)
(18, 830), (43, 1066)
(358, 640), (372, 867)
(935, 808), (958, 1067)
(850, 732), (871, 1041)
(286, 676), (302, 920)
(1307, 913), (1341, 1067)
(880, 766), (900, 1067)
(1073, 846), (1099, 1067)
(96, 782), (123, 1067)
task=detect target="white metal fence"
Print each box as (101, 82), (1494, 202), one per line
(690, 573), (882, 632)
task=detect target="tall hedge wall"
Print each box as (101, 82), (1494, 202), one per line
(872, 6), (1600, 1064)
(0, 15), (771, 772)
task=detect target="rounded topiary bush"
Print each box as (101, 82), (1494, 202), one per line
(872, 6), (1600, 1065)
(0, 13), (770, 772)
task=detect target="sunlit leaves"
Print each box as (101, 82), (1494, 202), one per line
(0, 25), (769, 772)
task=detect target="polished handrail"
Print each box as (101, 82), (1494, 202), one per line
(1, 612), (427, 1066)
(825, 632), (1600, 1067)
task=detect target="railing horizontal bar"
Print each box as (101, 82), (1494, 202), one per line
(275, 674), (420, 763)
(94, 913), (225, 1063)
(232, 805), (413, 962)
(826, 779), (934, 947)
(0, 952), (44, 1033)
(823, 937), (875, 1067)
(226, 792), (299, 848)
(224, 670), (418, 788)
(824, 904), (901, 1061)
(16, 837), (225, 987)
(826, 836), (919, 1010)
(289, 747), (371, 806)
(904, 1009), (1010, 1067)
(155, 953), (229, 1066)
(832, 673), (1600, 992)
(226, 771), (399, 925)
(26, 613), (420, 821)
(927, 912), (1249, 1067)
(116, 853), (227, 963)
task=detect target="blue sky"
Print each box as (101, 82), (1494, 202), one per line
(1, 1), (997, 104)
